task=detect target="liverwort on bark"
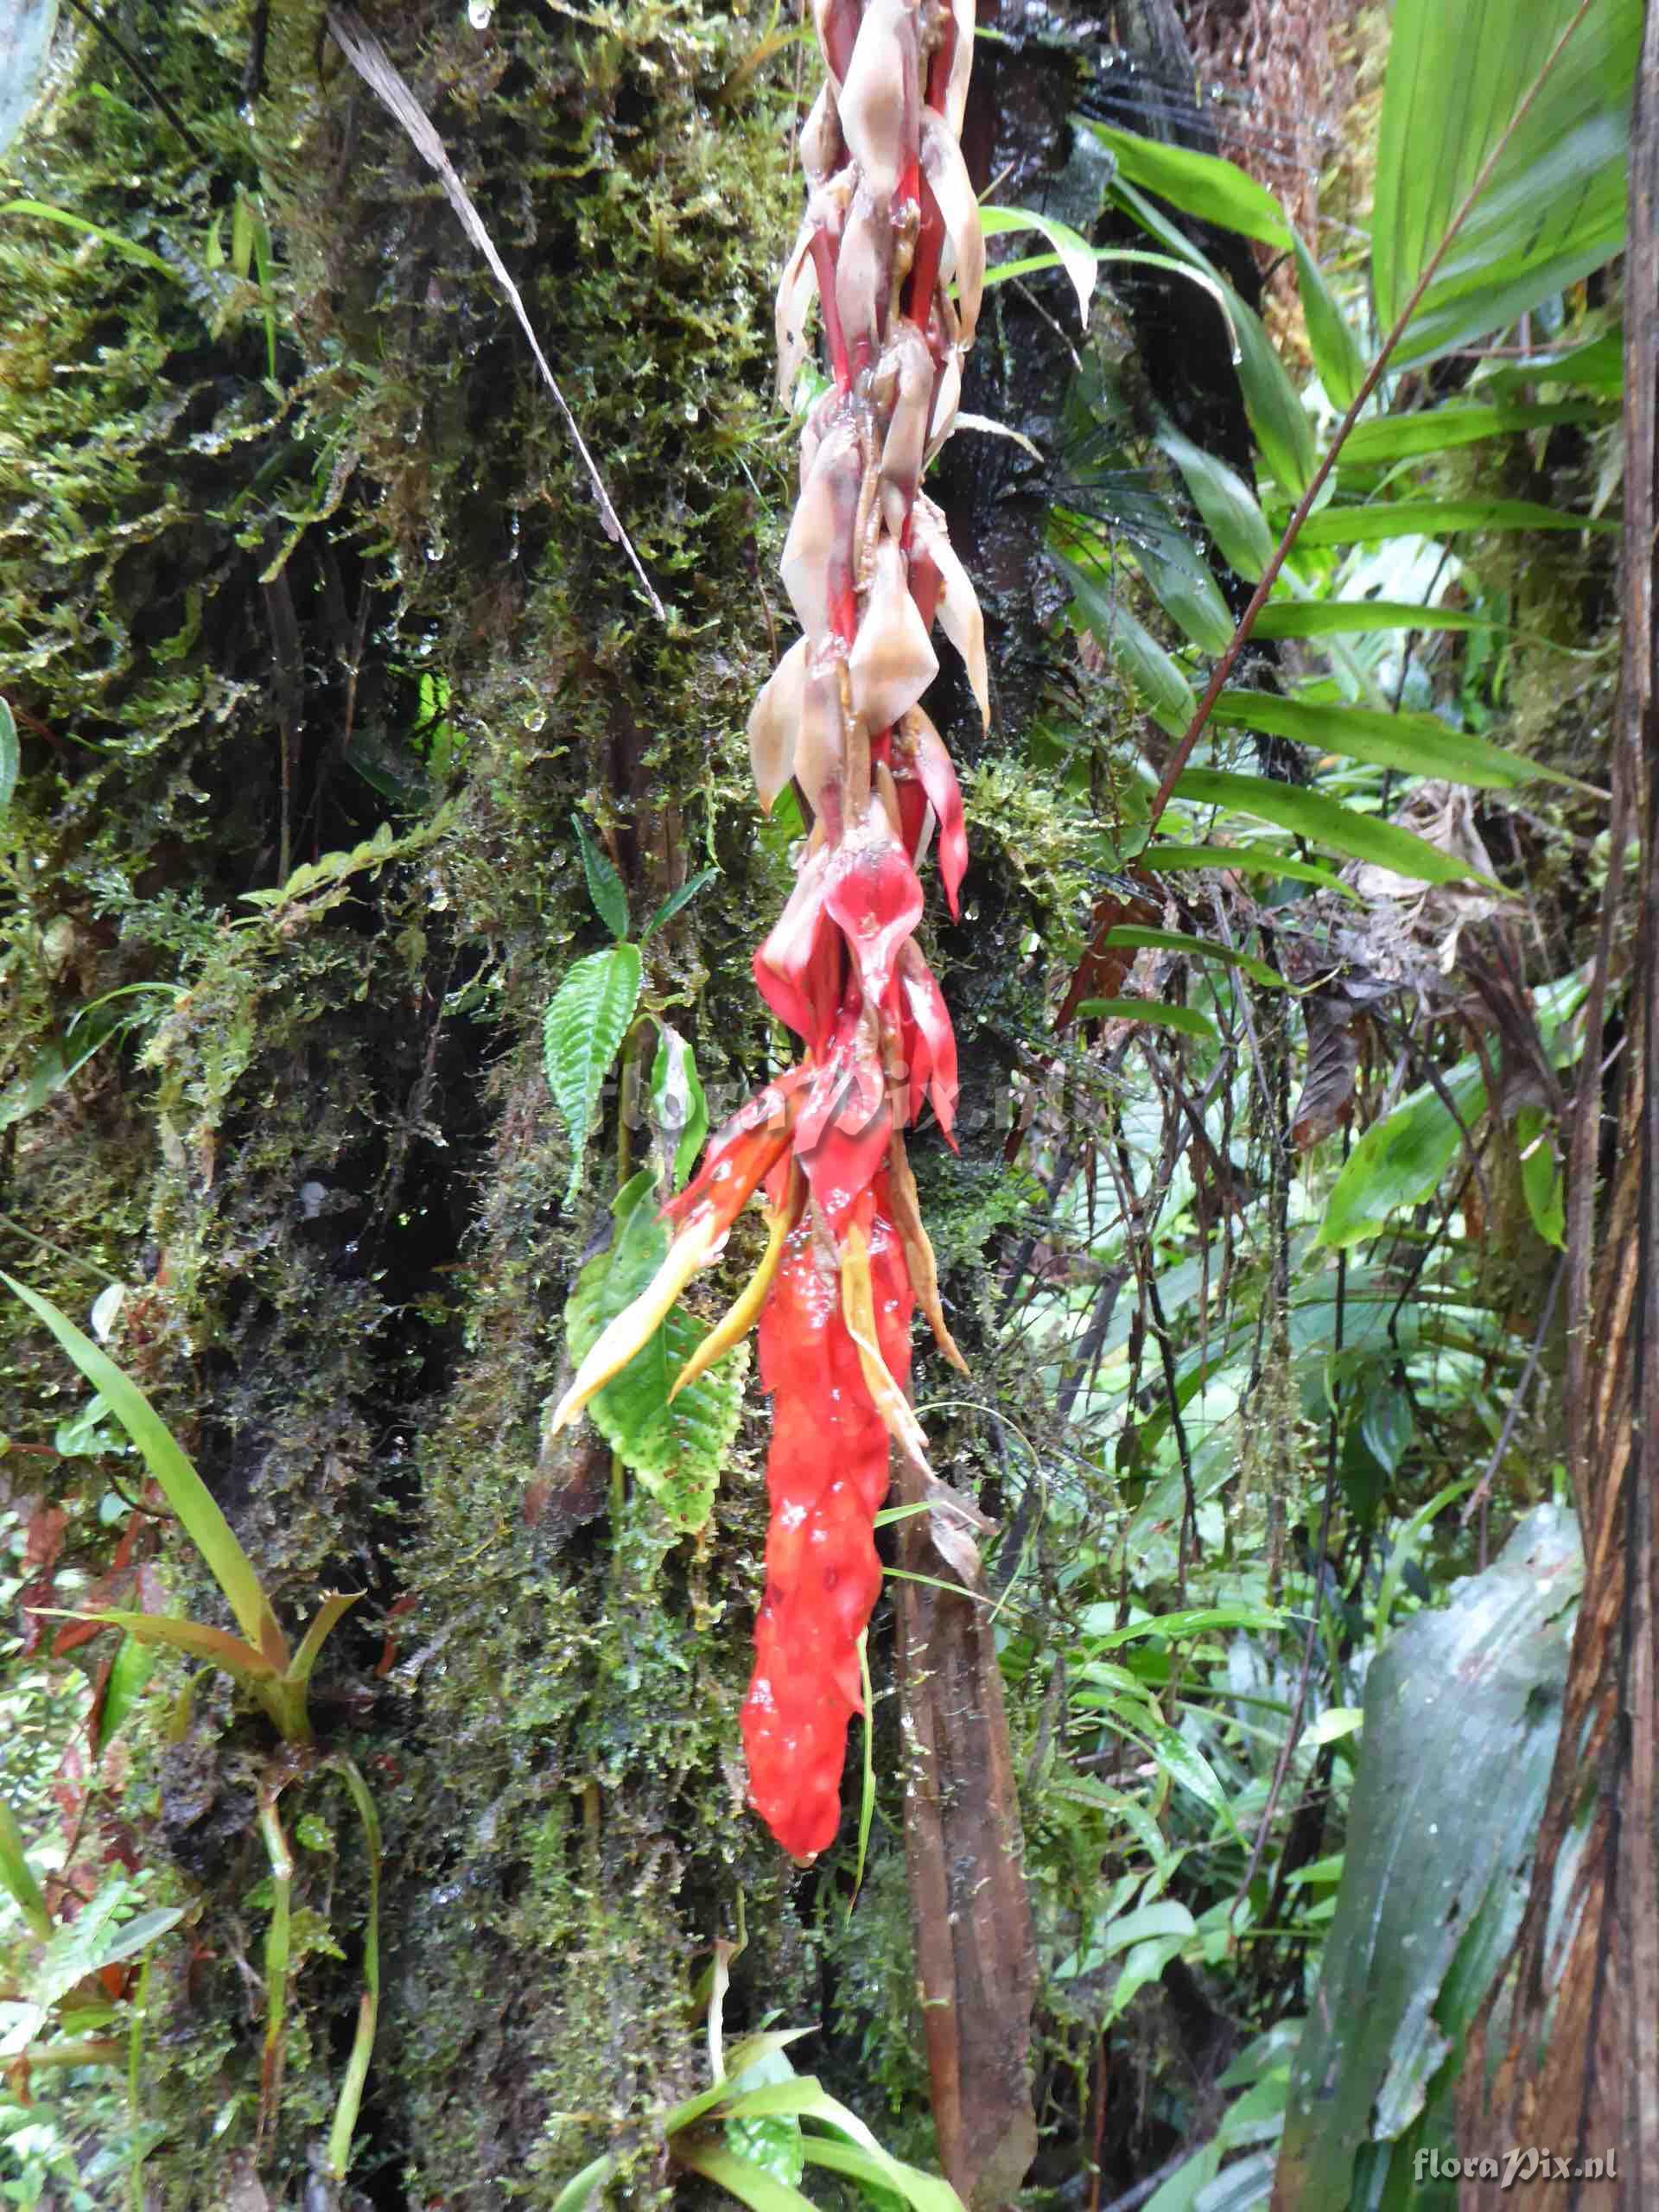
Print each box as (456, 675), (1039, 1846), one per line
(551, 0), (985, 1861)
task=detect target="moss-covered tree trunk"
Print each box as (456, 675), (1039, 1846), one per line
(0, 3), (1092, 2203)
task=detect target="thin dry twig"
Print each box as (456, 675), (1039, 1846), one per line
(326, 7), (664, 621)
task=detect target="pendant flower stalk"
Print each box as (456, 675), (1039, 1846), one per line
(551, 0), (986, 1861)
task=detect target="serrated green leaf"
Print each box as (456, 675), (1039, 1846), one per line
(572, 814), (630, 939)
(543, 944), (643, 1210)
(1291, 232), (1366, 410)
(33, 1877), (183, 2013)
(1173, 770), (1486, 886)
(1073, 998), (1219, 1043)
(1210, 690), (1548, 791)
(563, 1171), (745, 1531)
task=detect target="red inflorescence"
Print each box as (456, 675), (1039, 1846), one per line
(741, 1189), (915, 1859)
(550, 0), (983, 1861)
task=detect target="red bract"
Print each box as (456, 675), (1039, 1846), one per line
(741, 1192), (915, 1860)
(550, 0), (984, 1860)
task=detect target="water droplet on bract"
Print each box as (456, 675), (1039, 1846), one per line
(467, 0), (493, 27)
(523, 706), (547, 733)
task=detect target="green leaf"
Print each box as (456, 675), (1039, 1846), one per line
(1081, 1604), (1286, 1649)
(1228, 293), (1319, 499)
(1173, 770), (1487, 887)
(1139, 842), (1358, 900)
(652, 1022), (709, 1190)
(563, 1171), (746, 1532)
(1118, 1719), (1239, 1834)
(1211, 690), (1547, 790)
(548, 2153), (620, 2212)
(41, 1608), (277, 1681)
(0, 1794), (53, 1942)
(1073, 999), (1219, 1043)
(785, 2084), (963, 2212)
(33, 1876), (184, 2013)
(642, 866), (719, 941)
(2, 1274), (287, 1667)
(725, 2115), (806, 2190)
(1099, 925), (1284, 989)
(0, 696), (17, 823)
(283, 1591), (361, 1695)
(1084, 122), (1293, 251)
(1099, 1901), (1197, 1956)
(1278, 1509), (1581, 2204)
(1154, 423), (1274, 583)
(1340, 398), (1607, 467)
(980, 202), (1098, 325)
(95, 1634), (156, 1756)
(1358, 1381), (1413, 1481)
(543, 943), (643, 1210)
(0, 198), (182, 280)
(1484, 327), (1624, 395)
(676, 2140), (819, 2212)
(1515, 1105), (1566, 1249)
(1294, 497), (1617, 547)
(1291, 232), (1366, 410)
(1374, 0), (1641, 367)
(1317, 1056), (1486, 1249)
(1128, 534), (1235, 657)
(1251, 600), (1492, 641)
(1053, 548), (1195, 737)
(1108, 180), (1315, 495)
(572, 815), (630, 939)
